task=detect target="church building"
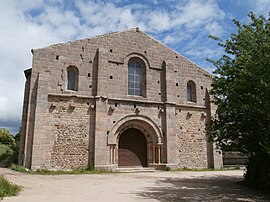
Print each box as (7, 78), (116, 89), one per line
(19, 28), (222, 170)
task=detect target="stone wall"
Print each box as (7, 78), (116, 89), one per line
(177, 107), (208, 168)
(36, 29), (211, 105)
(48, 96), (91, 170)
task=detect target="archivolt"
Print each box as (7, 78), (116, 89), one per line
(107, 115), (163, 145)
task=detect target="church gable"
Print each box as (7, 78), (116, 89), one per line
(31, 28), (211, 104)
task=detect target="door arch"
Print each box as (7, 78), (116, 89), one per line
(118, 128), (147, 167)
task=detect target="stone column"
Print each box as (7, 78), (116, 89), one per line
(157, 146), (161, 164)
(94, 98), (111, 169)
(113, 145), (116, 164)
(110, 145), (113, 164)
(109, 144), (116, 164)
(152, 145), (156, 164)
(31, 70), (50, 169)
(164, 105), (178, 168)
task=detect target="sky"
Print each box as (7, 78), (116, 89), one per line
(0, 0), (269, 135)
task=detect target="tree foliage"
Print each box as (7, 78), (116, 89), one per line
(0, 128), (15, 148)
(0, 128), (19, 166)
(0, 144), (13, 161)
(208, 12), (270, 191)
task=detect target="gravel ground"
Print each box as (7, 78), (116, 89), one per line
(1, 168), (269, 202)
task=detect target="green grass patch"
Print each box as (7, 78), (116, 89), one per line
(34, 168), (114, 175)
(169, 167), (241, 172)
(10, 164), (115, 175)
(0, 175), (21, 199)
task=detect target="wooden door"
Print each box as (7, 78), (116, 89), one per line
(118, 128), (147, 167)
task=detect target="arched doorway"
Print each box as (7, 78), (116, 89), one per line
(118, 128), (147, 167)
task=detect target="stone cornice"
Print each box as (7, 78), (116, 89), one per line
(48, 93), (207, 109)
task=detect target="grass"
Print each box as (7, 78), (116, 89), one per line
(171, 167), (217, 172)
(10, 164), (242, 175)
(33, 169), (113, 175)
(10, 164), (115, 175)
(0, 175), (21, 199)
(170, 166), (242, 172)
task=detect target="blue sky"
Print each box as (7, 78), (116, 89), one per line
(0, 0), (269, 134)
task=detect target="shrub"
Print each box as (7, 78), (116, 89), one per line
(10, 164), (28, 172)
(0, 129), (15, 148)
(0, 144), (13, 166)
(244, 153), (270, 192)
(0, 128), (20, 165)
(164, 167), (171, 171)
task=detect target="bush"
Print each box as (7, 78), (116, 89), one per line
(0, 129), (15, 148)
(0, 175), (21, 199)
(0, 144), (13, 166)
(164, 167), (171, 171)
(244, 153), (270, 192)
(10, 164), (28, 172)
(0, 129), (20, 166)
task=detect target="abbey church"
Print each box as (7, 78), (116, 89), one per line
(19, 28), (223, 170)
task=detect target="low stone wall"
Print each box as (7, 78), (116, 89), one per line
(223, 151), (248, 166)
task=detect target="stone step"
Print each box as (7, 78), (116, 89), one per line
(115, 167), (156, 173)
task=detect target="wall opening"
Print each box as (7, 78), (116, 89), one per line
(118, 128), (147, 167)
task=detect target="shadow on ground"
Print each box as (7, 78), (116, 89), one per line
(137, 175), (270, 201)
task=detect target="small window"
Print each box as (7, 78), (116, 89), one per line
(67, 66), (79, 91)
(187, 80), (196, 102)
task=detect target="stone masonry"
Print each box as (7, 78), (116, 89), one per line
(19, 28), (223, 170)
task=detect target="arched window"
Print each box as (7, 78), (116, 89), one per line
(128, 59), (145, 96)
(187, 80), (196, 102)
(67, 66), (78, 91)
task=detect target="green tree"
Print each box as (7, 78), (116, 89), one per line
(0, 128), (18, 166)
(208, 12), (270, 192)
(11, 131), (20, 164)
(0, 144), (13, 161)
(0, 128), (15, 148)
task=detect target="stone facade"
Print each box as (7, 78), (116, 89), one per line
(19, 28), (223, 170)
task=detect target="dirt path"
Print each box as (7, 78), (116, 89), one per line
(1, 168), (269, 202)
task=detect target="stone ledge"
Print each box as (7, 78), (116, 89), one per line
(109, 97), (206, 109)
(48, 93), (95, 99)
(115, 167), (155, 173)
(48, 93), (207, 109)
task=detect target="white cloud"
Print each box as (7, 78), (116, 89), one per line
(174, 0), (225, 27)
(0, 97), (9, 119)
(163, 35), (179, 44)
(205, 22), (224, 36)
(185, 47), (221, 59)
(147, 0), (226, 43)
(147, 11), (172, 32)
(251, 0), (270, 15)
(0, 0), (79, 132)
(75, 0), (225, 34)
